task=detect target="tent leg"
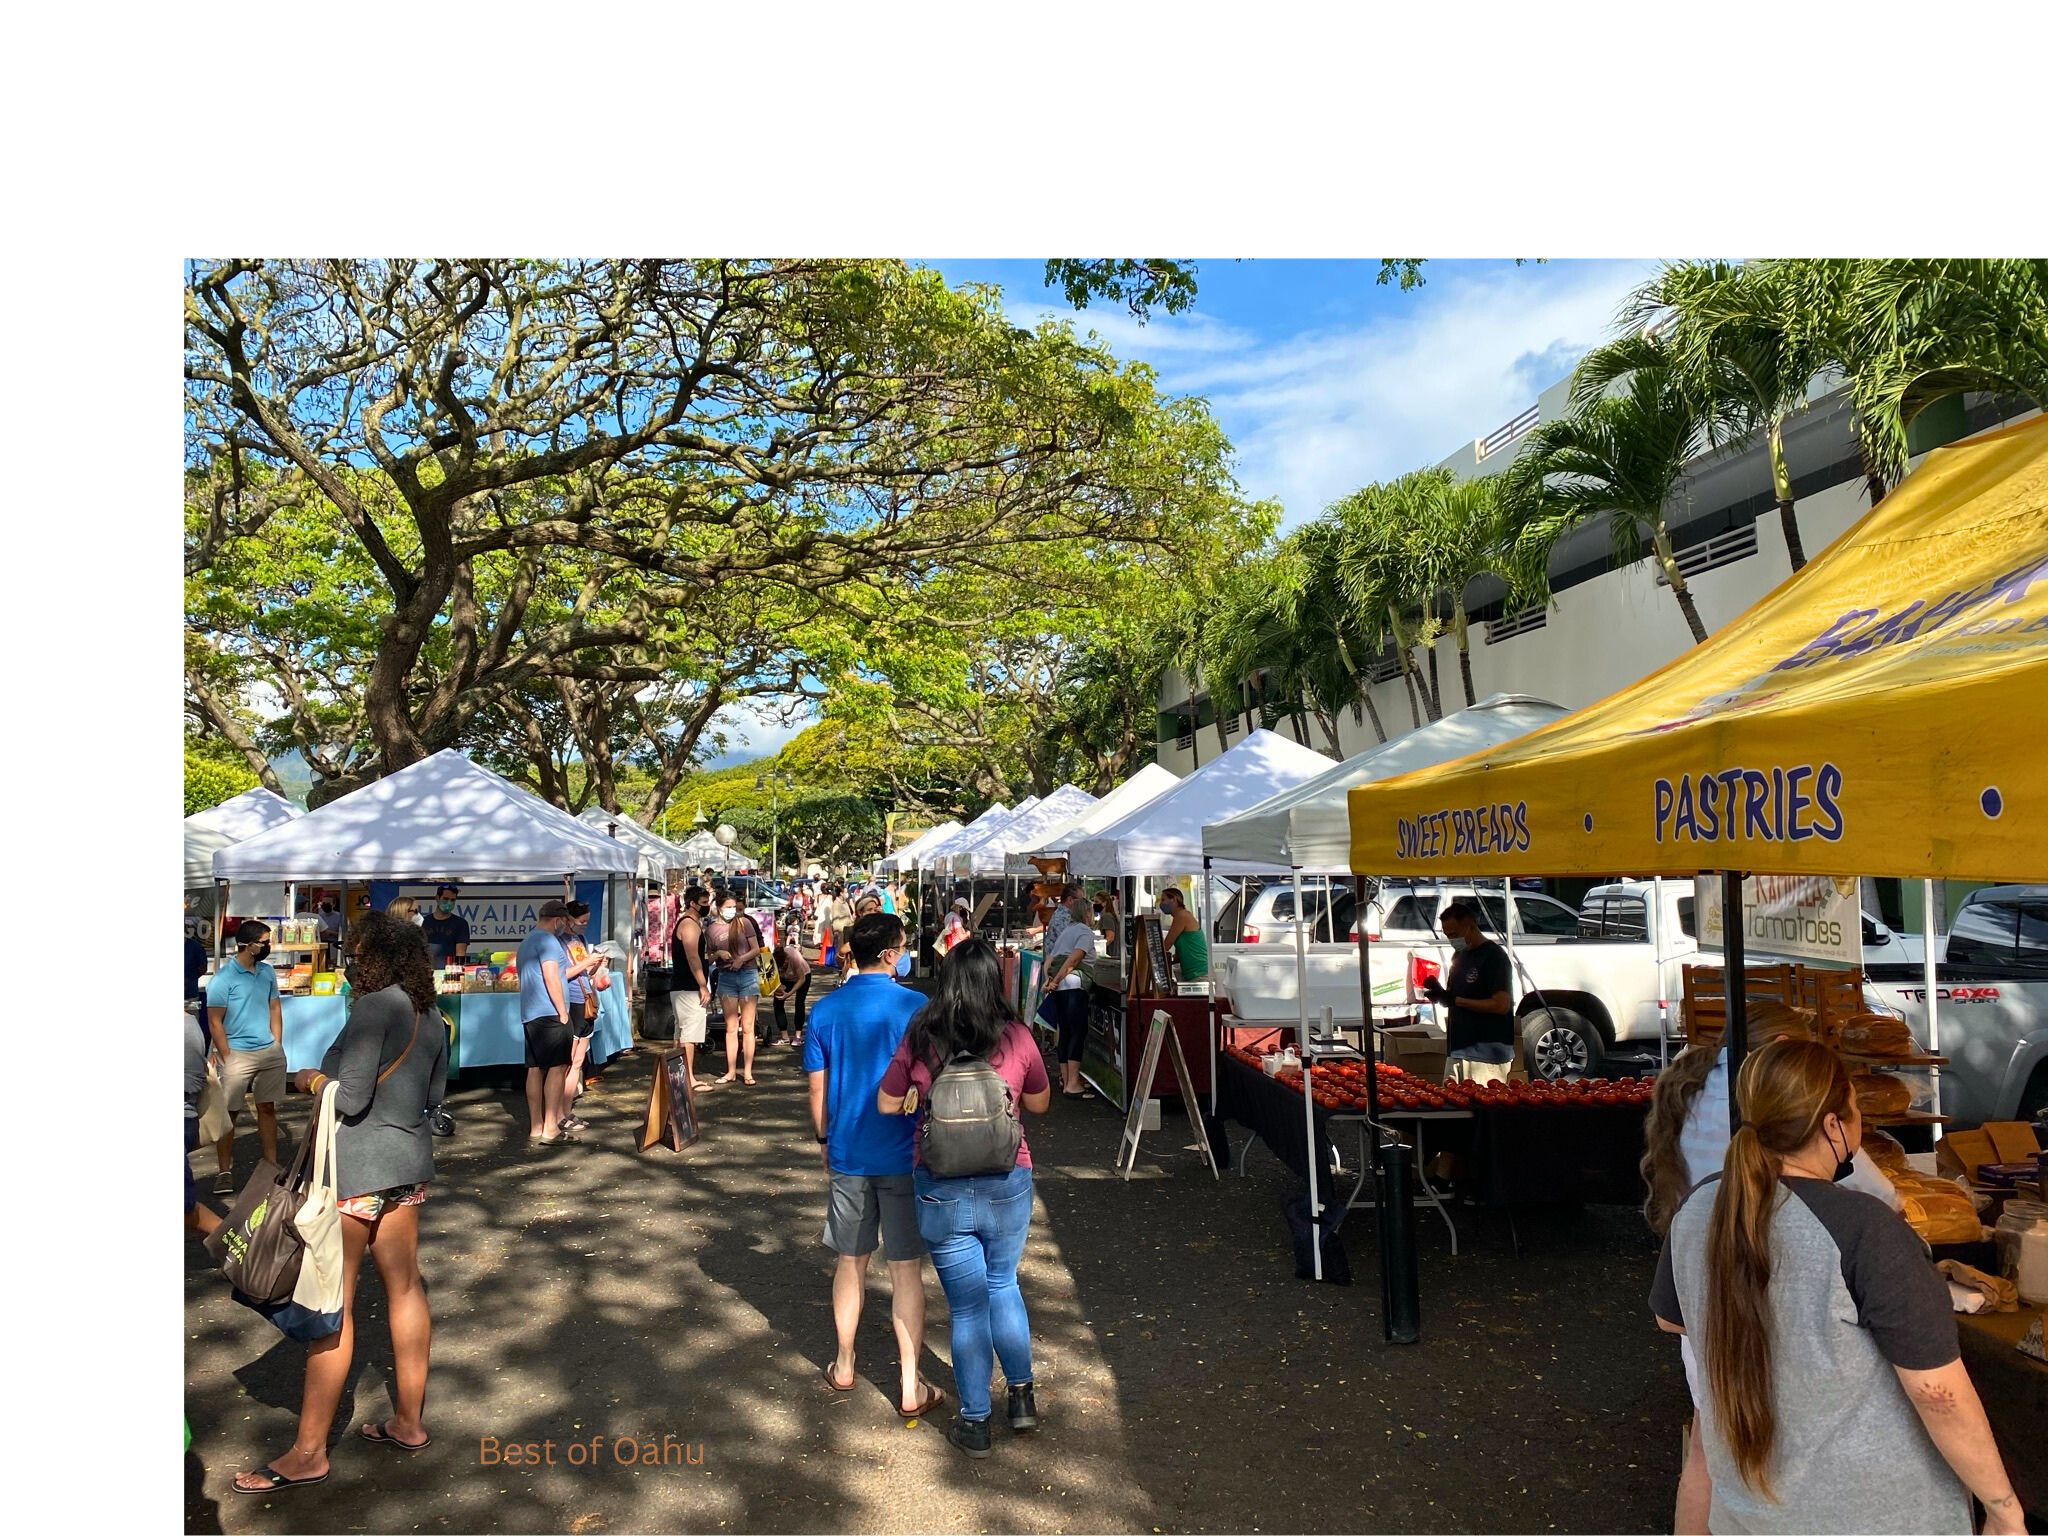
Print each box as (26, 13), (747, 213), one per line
(1922, 877), (1942, 1137)
(1651, 876), (1669, 1072)
(1291, 868), (1319, 1280)
(1723, 871), (1748, 1128)
(1202, 856), (1218, 1117)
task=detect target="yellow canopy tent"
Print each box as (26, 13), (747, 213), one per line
(1347, 414), (2048, 882)
(1329, 417), (2044, 1337)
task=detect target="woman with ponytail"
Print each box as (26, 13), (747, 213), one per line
(1649, 1038), (2021, 1533)
(1641, 1013), (1903, 1533)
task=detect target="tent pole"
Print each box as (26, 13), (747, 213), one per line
(215, 879), (229, 960)
(1292, 865), (1320, 1281)
(1651, 876), (1669, 1072)
(1202, 855), (1218, 1117)
(1921, 877), (1942, 1137)
(1723, 870), (1749, 1128)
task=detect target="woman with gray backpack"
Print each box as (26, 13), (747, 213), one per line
(877, 937), (1052, 1459)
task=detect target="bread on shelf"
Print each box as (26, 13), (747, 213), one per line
(1851, 1072), (1913, 1119)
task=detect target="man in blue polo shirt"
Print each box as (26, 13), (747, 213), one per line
(206, 919), (284, 1194)
(803, 912), (935, 1417)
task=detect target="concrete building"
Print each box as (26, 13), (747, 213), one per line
(1153, 365), (2033, 927)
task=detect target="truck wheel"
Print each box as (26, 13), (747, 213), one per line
(1523, 1007), (1604, 1081)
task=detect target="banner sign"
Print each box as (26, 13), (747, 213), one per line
(368, 881), (604, 950)
(1696, 873), (1861, 968)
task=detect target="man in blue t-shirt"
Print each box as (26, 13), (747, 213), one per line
(803, 911), (935, 1416)
(205, 919), (284, 1194)
(516, 901), (576, 1142)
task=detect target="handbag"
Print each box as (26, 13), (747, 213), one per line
(195, 1060), (233, 1145)
(205, 1116), (317, 1304)
(242, 1083), (344, 1341)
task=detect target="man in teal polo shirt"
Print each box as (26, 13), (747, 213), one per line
(205, 919), (284, 1194)
(804, 912), (934, 1416)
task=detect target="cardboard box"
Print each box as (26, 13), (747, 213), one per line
(1936, 1129), (1996, 1182)
(1985, 1120), (2042, 1165)
(1380, 1024), (1447, 1082)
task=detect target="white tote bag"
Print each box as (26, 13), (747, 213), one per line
(195, 1062), (233, 1145)
(288, 1083), (344, 1322)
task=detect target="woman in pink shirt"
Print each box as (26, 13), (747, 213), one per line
(877, 938), (1051, 1460)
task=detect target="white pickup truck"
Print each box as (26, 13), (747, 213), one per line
(1218, 879), (1700, 1078)
(1860, 884), (2048, 1130)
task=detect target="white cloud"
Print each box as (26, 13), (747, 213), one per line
(1055, 260), (1659, 527)
(698, 695), (815, 768)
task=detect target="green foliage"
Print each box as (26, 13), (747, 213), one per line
(185, 739), (258, 816)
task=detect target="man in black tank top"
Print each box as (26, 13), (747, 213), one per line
(669, 885), (714, 1090)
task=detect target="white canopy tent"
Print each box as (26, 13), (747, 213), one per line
(1066, 729), (1336, 878)
(215, 750), (642, 882)
(947, 787), (1095, 876)
(913, 801), (1014, 869)
(879, 820), (962, 874)
(1004, 763), (1180, 873)
(673, 827), (755, 870)
(186, 787), (301, 889)
(1200, 695), (1569, 872)
(578, 806), (695, 880)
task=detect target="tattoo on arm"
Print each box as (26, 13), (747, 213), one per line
(1911, 1382), (1959, 1414)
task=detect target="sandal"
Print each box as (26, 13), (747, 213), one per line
(822, 1361), (856, 1392)
(899, 1379), (946, 1420)
(360, 1422), (431, 1452)
(233, 1465), (328, 1494)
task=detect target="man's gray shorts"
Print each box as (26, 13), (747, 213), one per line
(823, 1172), (924, 1260)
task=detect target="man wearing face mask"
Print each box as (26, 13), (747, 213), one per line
(419, 883), (470, 970)
(1422, 900), (1515, 1085)
(206, 919), (286, 1194)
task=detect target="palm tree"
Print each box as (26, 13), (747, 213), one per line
(1291, 518), (1390, 746)
(1834, 258), (2048, 488)
(1404, 472), (1534, 708)
(1578, 260), (1838, 571)
(1503, 357), (1714, 645)
(1332, 473), (1447, 725)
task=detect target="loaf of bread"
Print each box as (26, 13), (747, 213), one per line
(1896, 1177), (1983, 1245)
(1747, 1001), (1818, 1044)
(1851, 1072), (1913, 1119)
(1860, 1127), (1910, 1173)
(1837, 1014), (1919, 1059)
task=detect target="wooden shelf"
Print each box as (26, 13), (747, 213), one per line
(1842, 1052), (1947, 1067)
(1869, 1112), (1952, 1128)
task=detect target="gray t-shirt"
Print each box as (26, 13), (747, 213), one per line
(1651, 1175), (1966, 1534)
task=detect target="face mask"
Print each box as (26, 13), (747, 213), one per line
(252, 941), (272, 962)
(437, 899), (454, 914)
(1825, 1120), (1855, 1183)
(721, 906), (737, 921)
(894, 950), (913, 978)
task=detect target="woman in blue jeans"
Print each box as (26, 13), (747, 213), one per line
(878, 939), (1052, 1459)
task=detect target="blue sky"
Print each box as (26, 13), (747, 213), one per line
(705, 257), (1663, 764)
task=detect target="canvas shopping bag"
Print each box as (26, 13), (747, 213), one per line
(195, 1062), (233, 1145)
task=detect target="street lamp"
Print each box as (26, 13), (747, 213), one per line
(756, 771), (793, 882)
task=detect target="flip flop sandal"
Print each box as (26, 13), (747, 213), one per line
(233, 1466), (329, 1494)
(822, 1362), (856, 1392)
(899, 1380), (946, 1420)
(361, 1423), (431, 1452)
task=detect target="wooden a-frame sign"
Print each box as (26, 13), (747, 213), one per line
(639, 1048), (700, 1153)
(1115, 1009), (1217, 1180)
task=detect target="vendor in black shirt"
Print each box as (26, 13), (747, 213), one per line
(419, 884), (471, 969)
(1421, 900), (1515, 1084)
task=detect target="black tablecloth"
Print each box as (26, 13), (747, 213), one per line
(1958, 1308), (2048, 1522)
(1219, 1056), (1649, 1208)
(1468, 1102), (1650, 1208)
(1218, 1055), (1338, 1187)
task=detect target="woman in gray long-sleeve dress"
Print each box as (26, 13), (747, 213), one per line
(233, 911), (448, 1495)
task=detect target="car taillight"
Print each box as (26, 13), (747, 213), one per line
(1409, 954), (1440, 993)
(1242, 926), (1260, 943)
(1345, 929), (1358, 941)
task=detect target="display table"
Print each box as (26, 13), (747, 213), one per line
(1217, 1054), (1651, 1212)
(1957, 1306), (2048, 1522)
(280, 990), (539, 1074)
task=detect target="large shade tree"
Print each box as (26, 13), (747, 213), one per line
(185, 259), (1230, 795)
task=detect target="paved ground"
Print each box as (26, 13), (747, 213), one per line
(186, 980), (1689, 1534)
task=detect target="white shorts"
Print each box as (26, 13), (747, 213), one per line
(1444, 1056), (1512, 1086)
(673, 989), (708, 1045)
